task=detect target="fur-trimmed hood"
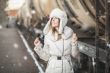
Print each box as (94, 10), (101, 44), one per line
(43, 8), (68, 35)
(43, 8), (73, 41)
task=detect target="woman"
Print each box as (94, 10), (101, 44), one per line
(34, 8), (80, 73)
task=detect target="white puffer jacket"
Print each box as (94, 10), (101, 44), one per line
(34, 8), (79, 73)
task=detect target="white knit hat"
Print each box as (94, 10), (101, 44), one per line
(43, 8), (68, 34)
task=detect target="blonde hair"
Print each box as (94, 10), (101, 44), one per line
(49, 18), (61, 40)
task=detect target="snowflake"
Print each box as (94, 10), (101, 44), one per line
(23, 56), (28, 60)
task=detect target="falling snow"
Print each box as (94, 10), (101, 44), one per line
(13, 64), (16, 67)
(1, 66), (4, 69)
(13, 43), (19, 49)
(86, 12), (89, 15)
(18, 63), (22, 67)
(23, 56), (28, 60)
(0, 25), (2, 29)
(6, 55), (9, 58)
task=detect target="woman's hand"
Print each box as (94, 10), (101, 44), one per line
(72, 33), (78, 44)
(34, 38), (41, 47)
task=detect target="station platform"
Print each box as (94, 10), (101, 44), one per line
(0, 28), (38, 73)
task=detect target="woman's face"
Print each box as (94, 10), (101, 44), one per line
(51, 17), (60, 28)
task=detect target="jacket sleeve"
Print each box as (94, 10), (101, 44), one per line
(34, 38), (50, 61)
(71, 42), (80, 59)
(71, 33), (80, 61)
